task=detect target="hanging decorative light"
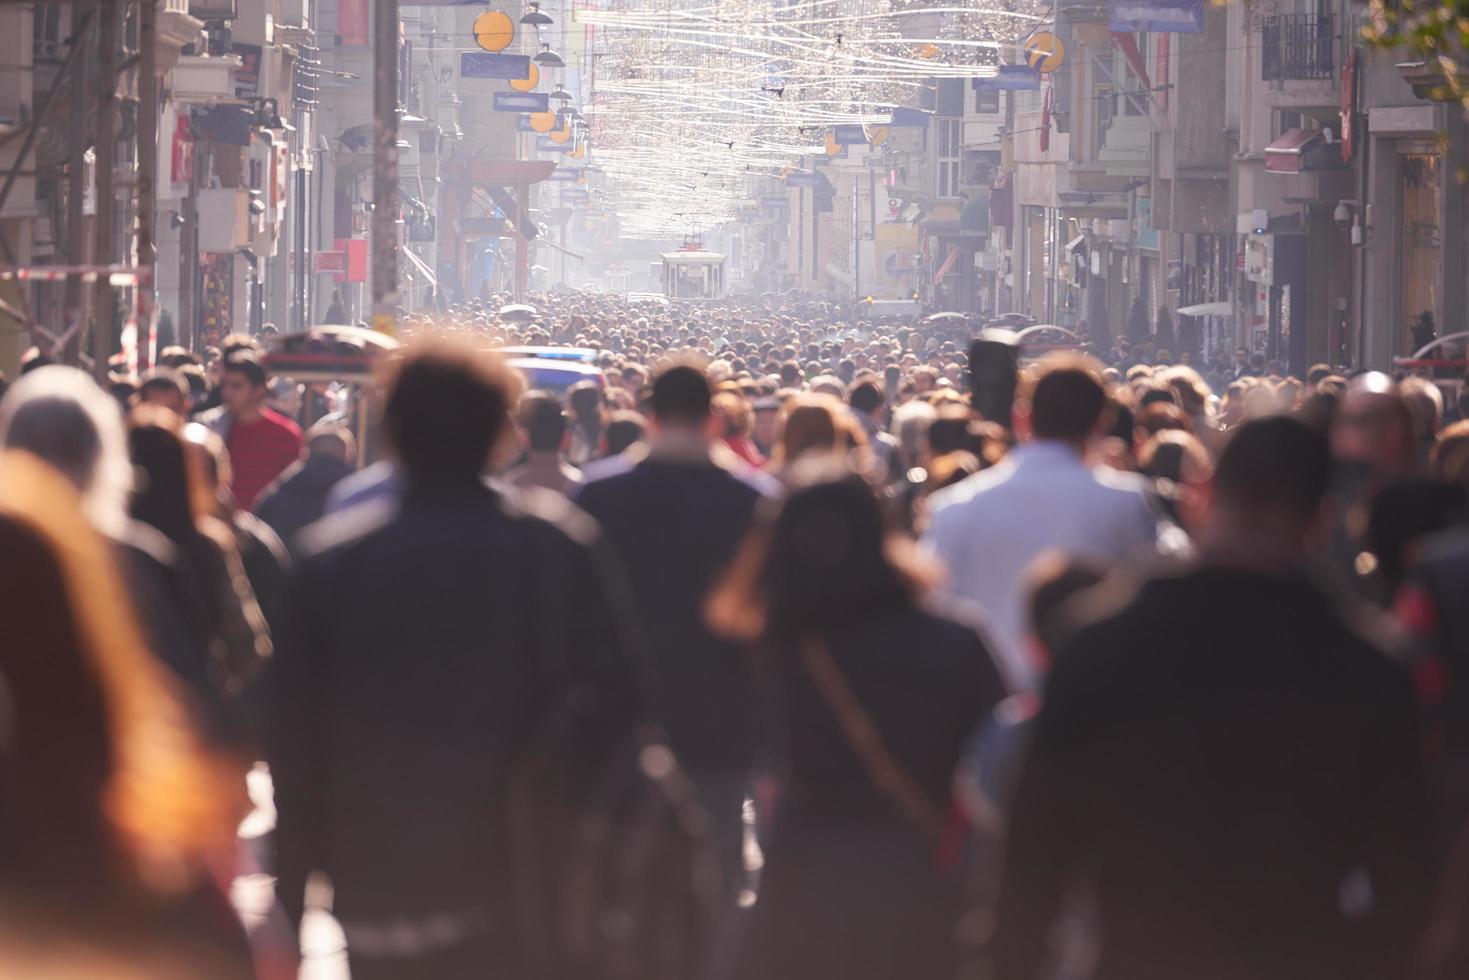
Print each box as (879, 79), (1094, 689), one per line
(532, 43), (565, 69)
(577, 0), (1050, 237)
(520, 2), (553, 28)
(549, 83), (572, 102)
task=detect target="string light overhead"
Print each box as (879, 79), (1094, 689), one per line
(577, 0), (1049, 238)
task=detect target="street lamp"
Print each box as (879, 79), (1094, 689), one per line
(533, 43), (565, 69)
(520, 2), (554, 27)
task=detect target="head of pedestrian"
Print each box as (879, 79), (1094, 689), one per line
(1013, 353), (1112, 453)
(382, 338), (523, 486)
(305, 420), (357, 466)
(517, 390), (571, 456)
(1331, 372), (1416, 482)
(648, 362), (717, 438)
(773, 393), (847, 469)
(1198, 415), (1332, 565)
(602, 409), (648, 457)
(707, 457), (936, 641)
(137, 368), (191, 417)
(0, 365), (133, 538)
(219, 352), (271, 421)
(848, 378), (885, 423)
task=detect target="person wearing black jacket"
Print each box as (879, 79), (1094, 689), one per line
(707, 461), (1007, 980)
(271, 340), (645, 980)
(575, 364), (776, 898)
(253, 421), (358, 551)
(987, 416), (1433, 980)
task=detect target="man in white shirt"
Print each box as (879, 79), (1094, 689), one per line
(924, 354), (1160, 691)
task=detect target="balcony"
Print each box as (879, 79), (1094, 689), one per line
(189, 0), (237, 19)
(1262, 14), (1334, 81)
(1259, 14), (1338, 114)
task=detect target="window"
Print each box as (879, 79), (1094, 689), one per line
(936, 118), (962, 198)
(975, 88), (1000, 114)
(936, 78), (966, 116)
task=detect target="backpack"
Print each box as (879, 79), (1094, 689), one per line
(507, 507), (722, 980)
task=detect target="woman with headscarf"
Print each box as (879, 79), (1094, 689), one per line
(708, 458), (1008, 980)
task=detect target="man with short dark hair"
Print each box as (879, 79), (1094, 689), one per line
(577, 409), (649, 483)
(505, 390), (583, 496)
(987, 416), (1431, 980)
(136, 368), (191, 416)
(925, 354), (1160, 689)
(273, 339), (643, 979)
(211, 352), (302, 511)
(576, 362), (774, 900)
(848, 377), (899, 477)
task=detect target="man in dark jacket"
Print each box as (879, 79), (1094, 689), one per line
(271, 340), (644, 979)
(576, 363), (776, 898)
(253, 420), (358, 551)
(988, 416), (1433, 980)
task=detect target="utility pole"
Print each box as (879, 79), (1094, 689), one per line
(63, 14), (91, 359)
(179, 140), (200, 352)
(371, 0), (399, 336)
(91, 0), (120, 382)
(137, 0), (159, 367)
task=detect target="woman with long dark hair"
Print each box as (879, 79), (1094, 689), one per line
(708, 457), (1008, 980)
(128, 407), (272, 749)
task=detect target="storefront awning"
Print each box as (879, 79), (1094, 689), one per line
(1265, 128), (1323, 175)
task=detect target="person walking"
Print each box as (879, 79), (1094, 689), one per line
(707, 460), (1007, 980)
(505, 390), (584, 496)
(576, 363), (775, 898)
(253, 420), (358, 550)
(208, 352), (302, 511)
(924, 354), (1160, 690)
(987, 416), (1433, 980)
(271, 339), (645, 979)
(0, 449), (252, 978)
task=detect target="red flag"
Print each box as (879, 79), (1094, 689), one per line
(171, 113), (193, 185)
(1110, 32), (1152, 95)
(1040, 85), (1051, 154)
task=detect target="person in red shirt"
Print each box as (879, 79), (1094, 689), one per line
(218, 353), (302, 511)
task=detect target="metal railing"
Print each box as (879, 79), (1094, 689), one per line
(1261, 14), (1335, 82)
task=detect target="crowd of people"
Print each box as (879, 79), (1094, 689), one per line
(3, 288), (1469, 980)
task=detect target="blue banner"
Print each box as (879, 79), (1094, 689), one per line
(785, 171), (827, 188)
(546, 168), (581, 182)
(461, 52), (532, 79)
(972, 65), (1042, 91)
(537, 136), (574, 153)
(1108, 0), (1203, 32)
(494, 91), (549, 113)
(833, 124), (868, 145)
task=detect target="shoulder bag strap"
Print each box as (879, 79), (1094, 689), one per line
(799, 635), (945, 840)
